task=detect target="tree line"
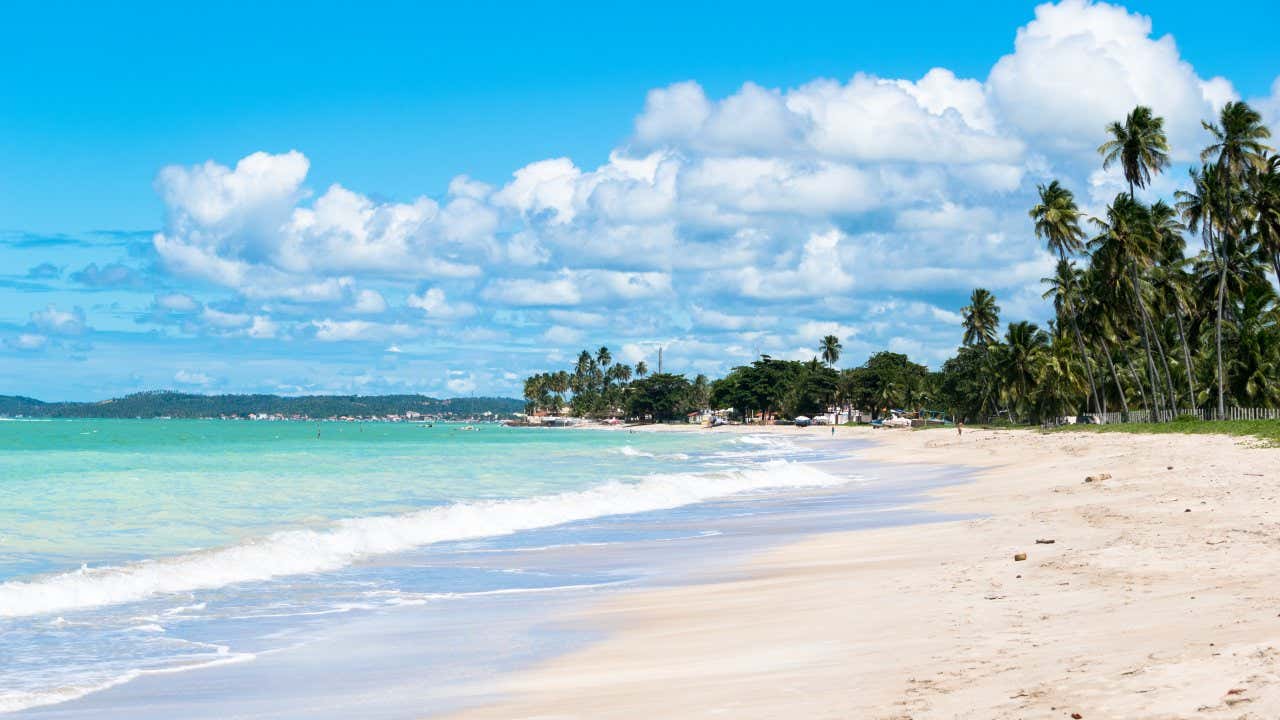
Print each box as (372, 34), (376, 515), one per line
(954, 100), (1277, 424)
(0, 392), (524, 419)
(523, 339), (935, 424)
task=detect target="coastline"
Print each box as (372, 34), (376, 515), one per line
(443, 424), (1280, 719)
(5, 422), (941, 718)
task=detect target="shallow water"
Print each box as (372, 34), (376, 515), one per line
(0, 420), (968, 716)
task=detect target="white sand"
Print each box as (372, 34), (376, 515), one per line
(445, 426), (1280, 719)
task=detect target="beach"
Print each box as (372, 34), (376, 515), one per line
(445, 425), (1280, 719)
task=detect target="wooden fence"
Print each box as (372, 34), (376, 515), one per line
(1053, 407), (1280, 426)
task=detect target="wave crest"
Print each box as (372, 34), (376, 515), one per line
(0, 461), (848, 618)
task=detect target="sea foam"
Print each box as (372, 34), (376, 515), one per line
(0, 460), (849, 618)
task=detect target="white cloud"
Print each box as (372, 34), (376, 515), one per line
(542, 325), (584, 345)
(174, 369), (215, 386)
(987, 0), (1233, 158)
(201, 307), (251, 329)
(154, 293), (200, 312)
(350, 289), (388, 314)
(311, 318), (413, 342)
(7, 333), (48, 351)
(30, 305), (87, 335)
(1255, 76), (1280, 132)
(719, 229), (853, 299)
(483, 274), (582, 306)
(246, 316), (279, 339)
(445, 373), (477, 395)
(406, 287), (476, 319)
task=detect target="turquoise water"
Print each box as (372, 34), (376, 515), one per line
(0, 419), (853, 714)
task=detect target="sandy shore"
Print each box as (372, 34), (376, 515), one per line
(444, 425), (1280, 719)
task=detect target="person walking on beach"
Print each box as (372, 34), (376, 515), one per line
(830, 425), (835, 437)
(956, 420), (963, 436)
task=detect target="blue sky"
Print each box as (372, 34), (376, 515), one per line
(1, 0), (1278, 400)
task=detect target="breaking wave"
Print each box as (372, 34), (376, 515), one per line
(0, 461), (849, 619)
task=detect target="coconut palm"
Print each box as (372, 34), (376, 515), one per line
(596, 346), (612, 369)
(1228, 284), (1280, 406)
(1178, 164), (1234, 414)
(635, 361), (648, 378)
(1250, 155), (1280, 284)
(961, 288), (1001, 347)
(1098, 105), (1171, 200)
(1031, 180), (1100, 413)
(996, 321), (1050, 423)
(819, 335), (842, 366)
(1091, 194), (1171, 415)
(1202, 101), (1273, 179)
(1034, 333), (1088, 422)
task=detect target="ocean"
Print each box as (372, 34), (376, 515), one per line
(0, 419), (962, 717)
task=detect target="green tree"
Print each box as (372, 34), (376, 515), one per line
(819, 335), (842, 366)
(1099, 105), (1171, 200)
(961, 288), (1001, 347)
(626, 373), (693, 423)
(995, 321), (1050, 423)
(1031, 180), (1100, 413)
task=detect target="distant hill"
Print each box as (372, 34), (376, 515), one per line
(0, 391), (524, 419)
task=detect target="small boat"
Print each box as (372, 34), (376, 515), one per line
(456, 425), (478, 431)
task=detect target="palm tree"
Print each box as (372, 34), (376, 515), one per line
(997, 321), (1050, 423)
(819, 335), (842, 366)
(961, 288), (1001, 347)
(596, 346), (612, 369)
(1178, 164), (1233, 415)
(1091, 194), (1171, 416)
(523, 373), (548, 415)
(1202, 101), (1273, 180)
(1031, 180), (1100, 414)
(1250, 155), (1280, 284)
(608, 363), (632, 384)
(1228, 284), (1280, 407)
(635, 361), (648, 378)
(1099, 105), (1171, 200)
(1034, 333), (1088, 422)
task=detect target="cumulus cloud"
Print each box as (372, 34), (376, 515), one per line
(406, 287), (476, 319)
(718, 229), (853, 300)
(30, 305), (87, 335)
(350, 289), (388, 314)
(153, 150), (491, 301)
(987, 0), (1233, 158)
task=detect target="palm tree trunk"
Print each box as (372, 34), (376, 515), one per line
(1145, 312), (1178, 418)
(1068, 315), (1101, 416)
(1058, 250), (1100, 416)
(1173, 304), (1197, 409)
(1126, 354), (1148, 415)
(1130, 268), (1165, 418)
(1097, 335), (1127, 415)
(1216, 266), (1227, 418)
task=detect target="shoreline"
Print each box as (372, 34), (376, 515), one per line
(443, 425), (1280, 719)
(5, 423), (931, 718)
